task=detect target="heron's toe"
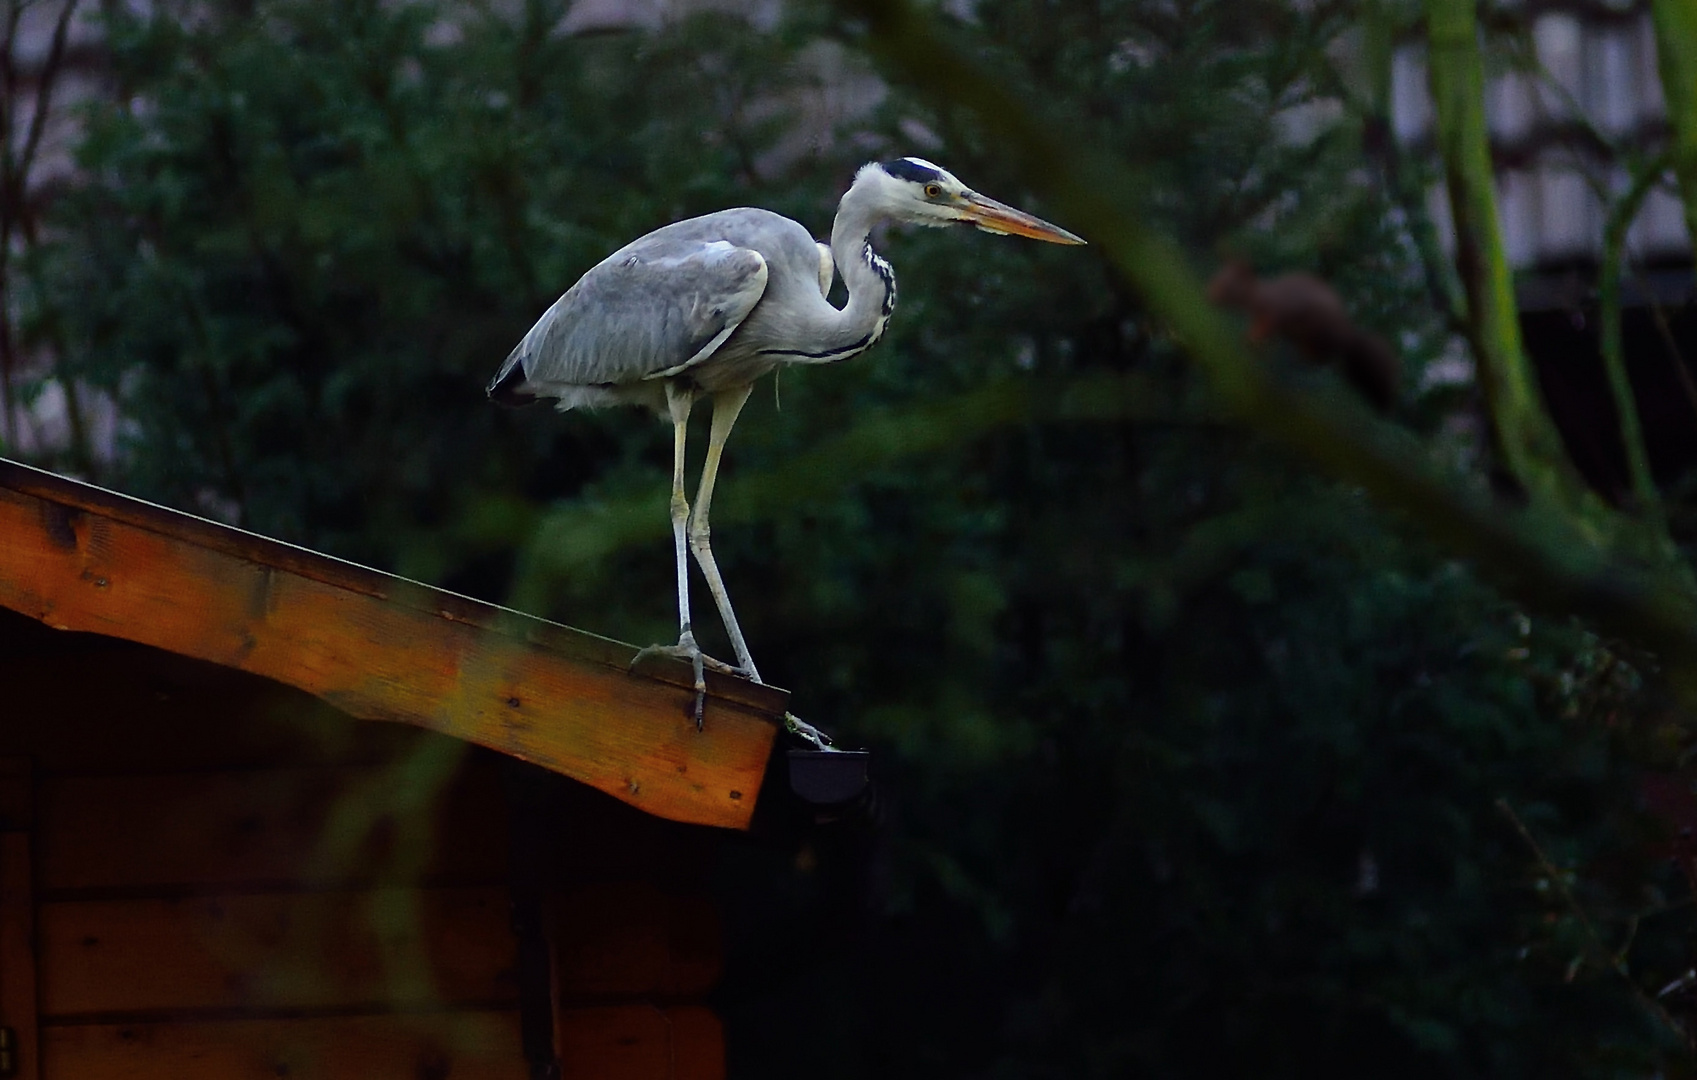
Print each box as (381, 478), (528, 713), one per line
(629, 638), (736, 671)
(783, 712), (833, 751)
(630, 636), (746, 731)
(699, 653), (745, 677)
(630, 640), (692, 670)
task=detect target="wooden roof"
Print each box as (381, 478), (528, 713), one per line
(0, 458), (786, 830)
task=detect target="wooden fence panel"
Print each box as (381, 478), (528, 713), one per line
(553, 1005), (723, 1080)
(552, 883), (722, 999)
(43, 1013), (526, 1080)
(40, 888), (517, 1016)
(0, 760), (38, 1080)
(41, 764), (508, 893)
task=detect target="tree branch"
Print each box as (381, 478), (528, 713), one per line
(1496, 798), (1687, 1041)
(1422, 0), (1587, 513)
(1599, 152), (1674, 537)
(0, 0), (26, 448)
(14, 0), (79, 248)
(1652, 0), (1697, 278)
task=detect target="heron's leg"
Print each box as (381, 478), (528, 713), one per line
(688, 384), (762, 682)
(664, 383), (696, 648)
(633, 382), (709, 729)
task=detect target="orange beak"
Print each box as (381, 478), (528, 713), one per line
(958, 191), (1086, 245)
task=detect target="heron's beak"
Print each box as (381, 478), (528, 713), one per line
(958, 191), (1086, 245)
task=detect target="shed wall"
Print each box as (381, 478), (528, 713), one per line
(0, 612), (727, 1079)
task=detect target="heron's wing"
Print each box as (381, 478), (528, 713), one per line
(495, 240), (769, 394)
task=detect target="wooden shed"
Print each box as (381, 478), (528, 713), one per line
(0, 458), (793, 1079)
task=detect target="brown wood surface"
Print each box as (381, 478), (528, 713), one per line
(42, 1013), (526, 1080)
(0, 647), (451, 776)
(39, 887), (517, 1016)
(552, 883), (722, 999)
(0, 788), (40, 1080)
(41, 764), (508, 894)
(0, 760), (32, 832)
(666, 1006), (727, 1080)
(555, 1004), (725, 1080)
(0, 461), (784, 830)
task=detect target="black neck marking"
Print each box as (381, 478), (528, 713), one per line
(868, 242), (897, 318)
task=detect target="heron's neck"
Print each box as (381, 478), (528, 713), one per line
(805, 184), (895, 361)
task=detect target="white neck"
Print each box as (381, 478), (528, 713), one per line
(772, 180), (896, 364)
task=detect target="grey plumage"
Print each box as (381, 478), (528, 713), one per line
(489, 159), (1083, 727)
(489, 209), (868, 414)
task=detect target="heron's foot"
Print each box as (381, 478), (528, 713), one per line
(630, 633), (739, 731)
(629, 634), (739, 674)
(784, 712), (834, 752)
(674, 649), (764, 682)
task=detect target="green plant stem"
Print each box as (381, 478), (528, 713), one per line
(1600, 152), (1674, 537)
(1355, 0), (1465, 334)
(1423, 0), (1582, 512)
(1653, 0), (1697, 272)
(1496, 798), (1686, 1038)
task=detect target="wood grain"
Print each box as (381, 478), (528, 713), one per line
(0, 648), (446, 775)
(0, 759), (32, 832)
(39, 887), (517, 1016)
(0, 463), (784, 830)
(0, 827), (40, 1080)
(552, 883), (722, 999)
(42, 1013), (526, 1080)
(41, 764), (509, 893)
(554, 1004), (727, 1080)
(666, 1006), (727, 1080)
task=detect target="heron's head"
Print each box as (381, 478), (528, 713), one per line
(853, 157), (1085, 245)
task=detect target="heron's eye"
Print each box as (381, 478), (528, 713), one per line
(924, 183), (942, 198)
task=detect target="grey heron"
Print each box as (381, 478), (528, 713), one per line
(489, 157), (1084, 727)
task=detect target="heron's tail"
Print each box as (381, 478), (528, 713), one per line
(486, 346), (535, 406)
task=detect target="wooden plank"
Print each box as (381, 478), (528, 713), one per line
(42, 1013), (526, 1080)
(0, 759), (32, 832)
(555, 1005), (670, 1080)
(0, 831), (40, 1080)
(39, 887), (517, 1016)
(0, 648), (444, 775)
(552, 884), (721, 998)
(552, 1005), (723, 1079)
(41, 762), (509, 892)
(667, 1006), (727, 1080)
(553, 886), (667, 999)
(0, 459), (781, 708)
(0, 471), (782, 830)
(662, 900), (724, 1000)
